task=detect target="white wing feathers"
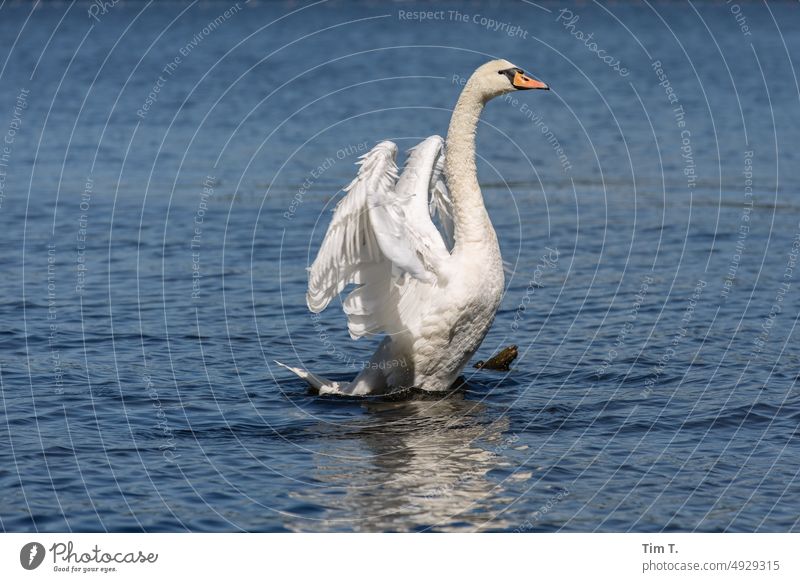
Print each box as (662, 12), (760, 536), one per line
(306, 137), (454, 339)
(396, 136), (453, 253)
(428, 153), (455, 251)
(306, 141), (397, 314)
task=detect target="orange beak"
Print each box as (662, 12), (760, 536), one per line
(513, 71), (549, 90)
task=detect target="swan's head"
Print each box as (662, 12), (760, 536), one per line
(469, 59), (548, 101)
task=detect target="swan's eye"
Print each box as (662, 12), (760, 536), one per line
(498, 68), (518, 84)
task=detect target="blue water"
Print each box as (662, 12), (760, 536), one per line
(1, 0), (799, 532)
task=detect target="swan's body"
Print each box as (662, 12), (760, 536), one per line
(278, 60), (548, 395)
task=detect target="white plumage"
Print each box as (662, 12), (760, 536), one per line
(278, 59), (549, 395)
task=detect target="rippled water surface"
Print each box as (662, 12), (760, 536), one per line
(1, 1), (799, 532)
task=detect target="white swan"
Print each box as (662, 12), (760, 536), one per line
(278, 59), (548, 396)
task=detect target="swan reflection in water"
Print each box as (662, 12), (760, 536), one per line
(285, 391), (521, 532)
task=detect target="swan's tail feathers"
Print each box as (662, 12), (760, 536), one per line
(274, 361), (344, 395)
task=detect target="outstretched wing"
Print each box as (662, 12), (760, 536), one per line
(395, 135), (454, 251)
(306, 140), (450, 339)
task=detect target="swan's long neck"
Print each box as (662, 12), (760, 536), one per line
(445, 81), (495, 249)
